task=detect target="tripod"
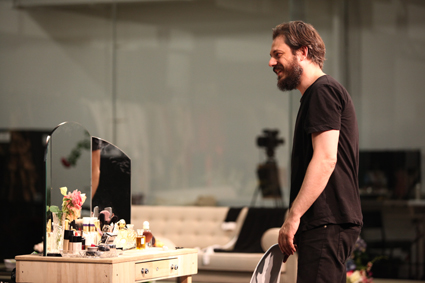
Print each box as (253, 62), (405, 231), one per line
(251, 159), (284, 207)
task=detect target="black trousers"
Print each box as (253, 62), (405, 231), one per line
(295, 224), (361, 283)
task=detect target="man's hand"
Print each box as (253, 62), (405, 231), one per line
(278, 214), (299, 261)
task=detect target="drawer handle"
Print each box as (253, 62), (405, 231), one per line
(171, 264), (179, 270)
(141, 268), (149, 275)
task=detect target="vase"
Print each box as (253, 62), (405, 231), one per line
(50, 212), (64, 253)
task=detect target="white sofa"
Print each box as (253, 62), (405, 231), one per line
(131, 205), (297, 283)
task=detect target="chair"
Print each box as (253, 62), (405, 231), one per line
(250, 244), (285, 283)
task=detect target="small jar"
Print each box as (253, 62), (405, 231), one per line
(70, 236), (82, 253)
(86, 246), (98, 256)
(98, 244), (110, 252)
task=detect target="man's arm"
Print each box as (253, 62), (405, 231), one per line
(278, 129), (339, 258)
(91, 149), (101, 198)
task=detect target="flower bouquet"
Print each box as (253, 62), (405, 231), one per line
(59, 187), (87, 222)
(47, 187), (86, 252)
(48, 187), (87, 223)
(346, 237), (383, 283)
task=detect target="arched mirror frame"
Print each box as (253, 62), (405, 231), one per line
(44, 122), (131, 256)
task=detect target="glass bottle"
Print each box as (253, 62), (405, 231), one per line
(126, 224), (137, 249)
(142, 221), (153, 247)
(136, 229), (146, 250)
(115, 219), (128, 249)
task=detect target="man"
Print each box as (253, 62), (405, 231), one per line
(269, 21), (363, 282)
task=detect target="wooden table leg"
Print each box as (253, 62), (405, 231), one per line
(179, 275), (192, 283)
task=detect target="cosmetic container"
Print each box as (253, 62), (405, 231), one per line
(74, 219), (83, 234)
(136, 229), (146, 250)
(90, 217), (96, 232)
(126, 224), (137, 249)
(63, 230), (74, 252)
(70, 235), (82, 253)
(143, 221), (153, 247)
(88, 246), (98, 252)
(86, 246), (99, 257)
(83, 217), (89, 233)
(98, 244), (110, 252)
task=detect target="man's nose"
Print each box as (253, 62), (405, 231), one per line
(269, 57), (277, 67)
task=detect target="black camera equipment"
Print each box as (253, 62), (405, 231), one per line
(251, 129), (285, 207)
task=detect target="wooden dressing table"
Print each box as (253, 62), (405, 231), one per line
(15, 248), (198, 283)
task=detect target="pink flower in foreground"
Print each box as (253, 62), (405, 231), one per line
(60, 188), (86, 222)
(70, 190), (83, 209)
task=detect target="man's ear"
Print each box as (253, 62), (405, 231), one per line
(297, 46), (309, 61)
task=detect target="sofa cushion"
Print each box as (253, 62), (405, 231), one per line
(131, 205), (247, 249)
(222, 207), (286, 253)
(198, 252), (268, 272)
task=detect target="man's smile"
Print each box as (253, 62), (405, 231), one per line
(273, 66), (284, 77)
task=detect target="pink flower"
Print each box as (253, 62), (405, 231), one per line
(70, 190), (83, 209)
(60, 188), (86, 222)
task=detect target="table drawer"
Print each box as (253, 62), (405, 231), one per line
(135, 258), (179, 281)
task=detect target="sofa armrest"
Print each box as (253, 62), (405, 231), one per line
(261, 227), (280, 252)
(260, 227), (297, 283)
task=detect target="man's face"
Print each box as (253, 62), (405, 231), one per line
(269, 36), (303, 91)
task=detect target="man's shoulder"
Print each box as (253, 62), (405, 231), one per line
(311, 75), (349, 97)
(314, 75), (341, 87)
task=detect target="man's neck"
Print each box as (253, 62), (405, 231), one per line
(297, 65), (326, 95)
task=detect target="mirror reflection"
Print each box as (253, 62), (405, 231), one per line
(92, 137), (131, 224)
(44, 122), (91, 255)
(47, 122), (91, 215)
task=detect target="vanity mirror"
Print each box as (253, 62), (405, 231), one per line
(44, 122), (131, 256)
(92, 137), (131, 225)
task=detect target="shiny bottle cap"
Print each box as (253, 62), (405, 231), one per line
(64, 230), (74, 240)
(72, 236), (82, 243)
(143, 221), (150, 230)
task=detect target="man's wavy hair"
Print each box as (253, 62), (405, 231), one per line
(272, 21), (326, 69)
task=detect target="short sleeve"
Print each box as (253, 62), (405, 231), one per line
(304, 84), (343, 134)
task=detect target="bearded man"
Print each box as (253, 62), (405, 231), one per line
(269, 21), (363, 283)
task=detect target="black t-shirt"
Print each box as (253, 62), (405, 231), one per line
(291, 75), (363, 232)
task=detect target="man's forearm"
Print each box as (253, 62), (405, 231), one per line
(278, 130), (339, 256)
(288, 152), (336, 220)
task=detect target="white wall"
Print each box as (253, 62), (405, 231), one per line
(347, 0), (425, 195)
(1, 0), (424, 206)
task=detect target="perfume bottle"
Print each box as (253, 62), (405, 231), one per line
(82, 217), (91, 246)
(126, 224), (137, 249)
(115, 219), (128, 249)
(142, 221), (153, 247)
(136, 229), (146, 250)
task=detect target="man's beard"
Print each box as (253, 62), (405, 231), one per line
(275, 57), (303, 91)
